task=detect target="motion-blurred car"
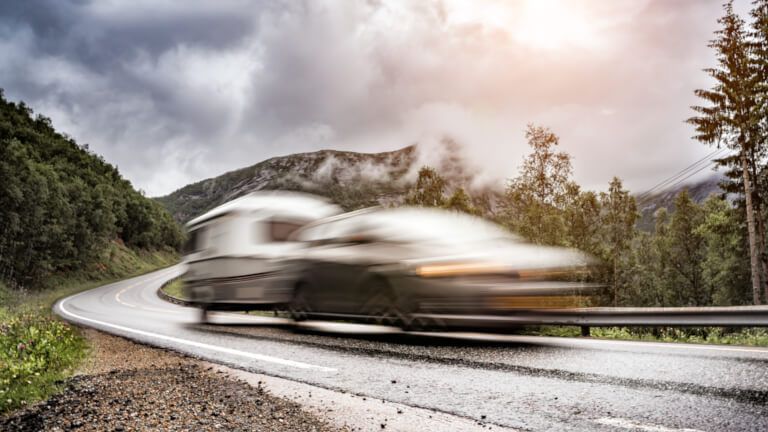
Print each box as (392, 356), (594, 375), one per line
(181, 192), (341, 319)
(285, 207), (598, 329)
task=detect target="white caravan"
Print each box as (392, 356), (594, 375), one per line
(181, 191), (341, 316)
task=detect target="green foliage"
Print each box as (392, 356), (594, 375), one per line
(444, 187), (478, 215)
(688, 1), (768, 304)
(597, 177), (639, 306)
(161, 278), (187, 300)
(404, 166), (482, 216)
(0, 246), (176, 415)
(529, 326), (768, 347)
(500, 125), (577, 246)
(0, 91), (183, 288)
(666, 191), (707, 305)
(406, 166), (447, 207)
(0, 314), (87, 413)
(695, 196), (752, 305)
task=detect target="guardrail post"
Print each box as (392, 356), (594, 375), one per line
(580, 326), (590, 337)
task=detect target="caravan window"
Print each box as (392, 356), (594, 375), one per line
(267, 220), (305, 242)
(183, 227), (204, 254)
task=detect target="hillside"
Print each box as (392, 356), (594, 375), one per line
(0, 90), (183, 288)
(156, 143), (480, 223)
(635, 173), (726, 231)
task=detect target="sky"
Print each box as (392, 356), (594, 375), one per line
(0, 0), (754, 196)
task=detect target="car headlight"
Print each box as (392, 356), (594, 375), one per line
(414, 263), (588, 279)
(415, 262), (509, 278)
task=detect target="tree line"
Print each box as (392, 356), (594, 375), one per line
(0, 90), (183, 289)
(406, 123), (755, 307)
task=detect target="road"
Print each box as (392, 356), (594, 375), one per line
(55, 266), (768, 431)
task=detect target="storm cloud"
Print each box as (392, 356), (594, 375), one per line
(0, 0), (749, 195)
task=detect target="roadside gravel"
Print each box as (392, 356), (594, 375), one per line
(1, 329), (345, 432)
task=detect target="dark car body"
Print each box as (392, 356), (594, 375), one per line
(285, 207), (599, 329)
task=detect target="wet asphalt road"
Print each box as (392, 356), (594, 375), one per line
(55, 266), (768, 431)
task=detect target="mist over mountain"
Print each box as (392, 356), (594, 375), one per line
(157, 140), (726, 229)
(155, 142), (485, 223)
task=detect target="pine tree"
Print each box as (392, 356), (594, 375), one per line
(688, 1), (765, 304)
(666, 191), (707, 306)
(565, 188), (602, 254)
(695, 195), (752, 305)
(750, 0), (768, 301)
(598, 177), (638, 306)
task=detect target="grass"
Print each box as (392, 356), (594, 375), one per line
(161, 278), (187, 300)
(0, 242), (178, 414)
(527, 325), (768, 347)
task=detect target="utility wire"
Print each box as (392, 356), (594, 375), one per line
(636, 148), (726, 200)
(636, 157), (726, 207)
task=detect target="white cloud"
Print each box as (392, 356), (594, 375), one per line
(0, 0), (747, 195)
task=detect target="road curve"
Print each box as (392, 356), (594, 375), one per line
(55, 266), (768, 431)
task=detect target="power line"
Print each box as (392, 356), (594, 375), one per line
(636, 148), (726, 201)
(637, 157), (726, 207)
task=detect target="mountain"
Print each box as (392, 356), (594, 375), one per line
(157, 141), (730, 229)
(634, 173), (726, 231)
(156, 143), (480, 223)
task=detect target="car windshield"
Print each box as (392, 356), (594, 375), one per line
(364, 209), (519, 245)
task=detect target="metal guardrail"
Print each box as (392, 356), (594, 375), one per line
(412, 306), (768, 332)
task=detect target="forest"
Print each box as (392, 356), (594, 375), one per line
(0, 90), (183, 290)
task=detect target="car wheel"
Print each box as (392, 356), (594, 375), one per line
(362, 278), (410, 328)
(289, 282), (311, 321)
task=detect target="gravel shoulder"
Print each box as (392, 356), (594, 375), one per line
(0, 329), (345, 432)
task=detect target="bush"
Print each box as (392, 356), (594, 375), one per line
(0, 314), (87, 413)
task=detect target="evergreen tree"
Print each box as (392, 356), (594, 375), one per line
(695, 195), (752, 305)
(565, 188), (602, 254)
(444, 187), (477, 214)
(687, 1), (766, 304)
(598, 177), (638, 306)
(750, 0), (768, 301)
(666, 191), (707, 306)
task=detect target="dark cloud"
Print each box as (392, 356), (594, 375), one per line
(0, 0), (752, 195)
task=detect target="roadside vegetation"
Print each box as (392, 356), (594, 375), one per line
(161, 278), (187, 300)
(0, 244), (177, 414)
(528, 326), (768, 347)
(0, 90), (183, 290)
(0, 90), (183, 415)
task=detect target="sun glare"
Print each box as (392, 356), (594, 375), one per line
(514, 0), (595, 50)
(446, 0), (597, 51)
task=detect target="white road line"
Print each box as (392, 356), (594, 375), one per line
(443, 333), (768, 355)
(115, 285), (138, 308)
(58, 276), (337, 373)
(114, 271), (183, 314)
(565, 337), (768, 354)
(594, 417), (705, 432)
